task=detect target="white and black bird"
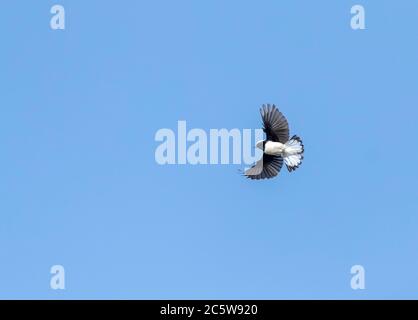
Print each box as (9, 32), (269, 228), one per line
(244, 104), (304, 180)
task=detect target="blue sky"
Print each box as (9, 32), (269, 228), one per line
(1, 0), (418, 299)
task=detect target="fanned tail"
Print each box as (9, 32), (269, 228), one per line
(283, 135), (304, 172)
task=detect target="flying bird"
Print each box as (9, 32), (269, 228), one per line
(244, 104), (304, 180)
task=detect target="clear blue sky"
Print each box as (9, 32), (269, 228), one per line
(1, 0), (418, 299)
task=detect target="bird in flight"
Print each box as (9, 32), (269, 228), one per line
(244, 104), (304, 180)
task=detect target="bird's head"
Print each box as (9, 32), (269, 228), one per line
(256, 140), (265, 151)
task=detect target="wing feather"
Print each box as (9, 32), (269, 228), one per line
(244, 154), (283, 180)
(260, 104), (289, 143)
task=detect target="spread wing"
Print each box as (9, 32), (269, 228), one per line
(261, 104), (289, 143)
(244, 154), (283, 180)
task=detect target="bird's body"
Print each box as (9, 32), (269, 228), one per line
(244, 104), (304, 180)
(263, 141), (286, 156)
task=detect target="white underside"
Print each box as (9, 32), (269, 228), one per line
(264, 141), (302, 156)
(264, 141), (286, 155)
(265, 140), (303, 168)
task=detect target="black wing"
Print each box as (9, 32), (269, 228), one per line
(244, 154), (283, 180)
(260, 104), (289, 143)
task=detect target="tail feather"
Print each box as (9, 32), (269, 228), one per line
(284, 135), (304, 172)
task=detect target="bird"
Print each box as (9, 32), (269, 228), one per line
(244, 104), (304, 180)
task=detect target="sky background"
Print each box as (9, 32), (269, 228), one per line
(1, 0), (418, 299)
